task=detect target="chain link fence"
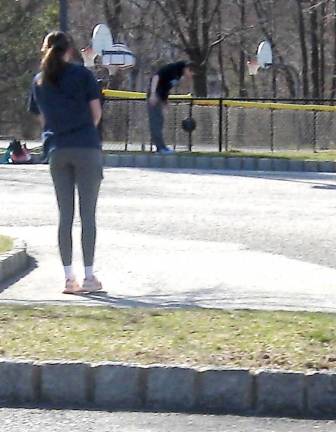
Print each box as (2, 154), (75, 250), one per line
(1, 97), (335, 152)
(102, 98), (336, 152)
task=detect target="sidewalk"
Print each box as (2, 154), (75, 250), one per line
(1, 166), (336, 311)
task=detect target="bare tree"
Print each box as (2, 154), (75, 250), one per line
(331, 0), (336, 98)
(310, 0), (320, 98)
(0, 0), (58, 137)
(129, 0), (242, 96)
(237, 0), (248, 97)
(295, 0), (310, 97)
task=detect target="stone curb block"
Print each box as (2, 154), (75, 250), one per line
(2, 151), (332, 173)
(40, 361), (91, 405)
(198, 368), (253, 414)
(149, 155), (163, 168)
(304, 160), (319, 172)
(146, 366), (196, 412)
(0, 238), (28, 283)
(242, 158), (257, 171)
(288, 159), (304, 172)
(103, 154), (336, 174)
(163, 155), (178, 169)
(273, 158), (289, 172)
(306, 372), (336, 417)
(227, 158), (242, 170)
(104, 154), (119, 167)
(3, 361), (336, 418)
(256, 370), (305, 417)
(257, 158), (273, 171)
(93, 363), (145, 409)
(179, 156), (195, 169)
(134, 154), (149, 168)
(195, 157), (211, 170)
(119, 154), (135, 168)
(319, 161), (336, 173)
(211, 157), (227, 170)
(0, 360), (39, 403)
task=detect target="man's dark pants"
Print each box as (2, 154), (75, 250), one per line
(147, 100), (166, 151)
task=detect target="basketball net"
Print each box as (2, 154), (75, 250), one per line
(247, 59), (260, 76)
(106, 65), (119, 76)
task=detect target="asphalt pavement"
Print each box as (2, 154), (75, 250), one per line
(1, 409), (336, 432)
(1, 165), (336, 311)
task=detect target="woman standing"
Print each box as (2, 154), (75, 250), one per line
(29, 31), (103, 294)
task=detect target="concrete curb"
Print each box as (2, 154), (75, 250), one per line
(0, 238), (29, 283)
(104, 154), (336, 173)
(0, 153), (332, 173)
(1, 360), (336, 418)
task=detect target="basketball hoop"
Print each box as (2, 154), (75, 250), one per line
(247, 41), (273, 76)
(247, 59), (260, 76)
(89, 24), (136, 70)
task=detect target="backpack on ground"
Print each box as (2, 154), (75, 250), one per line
(6, 139), (32, 164)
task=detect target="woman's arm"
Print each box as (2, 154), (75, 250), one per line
(90, 99), (102, 127)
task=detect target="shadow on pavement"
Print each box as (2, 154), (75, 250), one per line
(312, 184), (336, 190)
(0, 255), (38, 295)
(142, 167), (336, 190)
(82, 291), (197, 309)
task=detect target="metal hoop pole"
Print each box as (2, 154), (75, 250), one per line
(59, 0), (68, 32)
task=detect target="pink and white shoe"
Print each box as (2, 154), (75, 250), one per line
(82, 276), (103, 293)
(63, 278), (87, 295)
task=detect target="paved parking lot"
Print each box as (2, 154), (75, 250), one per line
(1, 165), (336, 311)
(1, 409), (336, 432)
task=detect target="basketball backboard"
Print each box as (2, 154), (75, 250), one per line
(257, 41), (272, 68)
(84, 23), (136, 71)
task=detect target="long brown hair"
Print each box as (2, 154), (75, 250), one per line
(40, 32), (70, 85)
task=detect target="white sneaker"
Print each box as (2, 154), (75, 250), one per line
(82, 276), (103, 293)
(158, 147), (175, 155)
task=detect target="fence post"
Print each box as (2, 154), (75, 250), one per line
(313, 111), (317, 153)
(141, 98), (146, 152)
(188, 100), (193, 152)
(224, 105), (229, 152)
(218, 98), (223, 152)
(270, 108), (274, 152)
(98, 82), (105, 145)
(173, 103), (178, 150)
(125, 100), (130, 151)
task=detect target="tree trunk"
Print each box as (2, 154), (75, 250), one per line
(319, 1), (326, 98)
(296, 0), (309, 98)
(103, 0), (123, 42)
(239, 0), (247, 98)
(193, 62), (208, 97)
(331, 0), (336, 99)
(310, 0), (320, 99)
(218, 47), (230, 97)
(217, 7), (230, 97)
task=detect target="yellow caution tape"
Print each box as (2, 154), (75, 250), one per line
(102, 90), (336, 112)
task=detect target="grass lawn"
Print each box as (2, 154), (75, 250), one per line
(1, 306), (336, 372)
(0, 235), (13, 254)
(186, 150), (336, 161)
(106, 149), (336, 161)
(2, 149), (336, 161)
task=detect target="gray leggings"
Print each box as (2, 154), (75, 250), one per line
(49, 148), (103, 267)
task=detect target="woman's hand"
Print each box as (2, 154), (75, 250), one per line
(90, 99), (102, 127)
